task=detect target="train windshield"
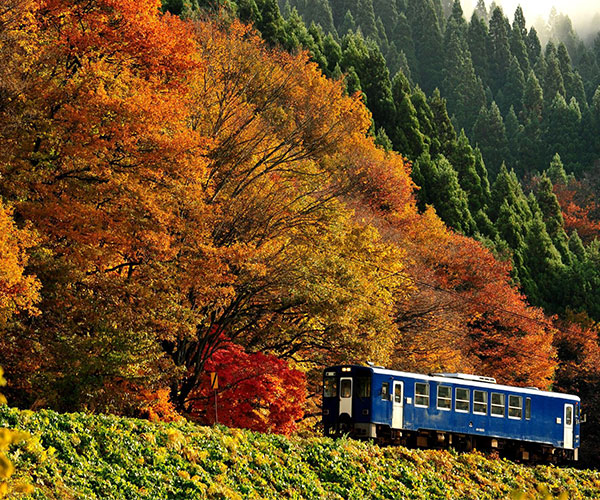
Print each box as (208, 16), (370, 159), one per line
(355, 377), (371, 398)
(323, 376), (337, 398)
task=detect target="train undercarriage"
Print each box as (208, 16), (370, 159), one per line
(325, 423), (577, 464)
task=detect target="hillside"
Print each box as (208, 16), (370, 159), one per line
(2, 406), (599, 500)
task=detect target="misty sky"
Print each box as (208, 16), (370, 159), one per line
(462, 0), (599, 27)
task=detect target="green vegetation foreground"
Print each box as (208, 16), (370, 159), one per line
(1, 406), (599, 499)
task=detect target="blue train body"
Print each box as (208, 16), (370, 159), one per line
(322, 365), (581, 462)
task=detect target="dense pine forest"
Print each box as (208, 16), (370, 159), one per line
(2, 0), (600, 489)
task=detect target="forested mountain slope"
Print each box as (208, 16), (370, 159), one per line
(2, 0), (600, 478)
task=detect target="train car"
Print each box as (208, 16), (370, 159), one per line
(322, 364), (581, 462)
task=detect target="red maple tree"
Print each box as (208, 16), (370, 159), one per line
(189, 341), (307, 435)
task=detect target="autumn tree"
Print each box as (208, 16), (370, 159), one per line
(0, 202), (39, 325)
(162, 20), (414, 410)
(0, 0), (208, 410)
(189, 341), (306, 434)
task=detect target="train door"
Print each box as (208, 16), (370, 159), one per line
(392, 381), (404, 429)
(564, 404), (574, 449)
(339, 377), (353, 418)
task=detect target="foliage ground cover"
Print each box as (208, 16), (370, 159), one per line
(1, 406), (599, 499)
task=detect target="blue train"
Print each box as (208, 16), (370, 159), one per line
(322, 364), (581, 462)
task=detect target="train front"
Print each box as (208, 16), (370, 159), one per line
(321, 365), (376, 438)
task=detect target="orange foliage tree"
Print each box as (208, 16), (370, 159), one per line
(0, 202), (39, 324)
(552, 313), (600, 464)
(0, 0), (212, 410)
(396, 210), (556, 388)
(554, 180), (600, 243)
(164, 20), (414, 410)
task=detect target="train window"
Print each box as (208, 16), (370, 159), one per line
(415, 382), (429, 407)
(355, 377), (371, 398)
(456, 388), (470, 412)
(381, 382), (389, 399)
(525, 398), (531, 420)
(437, 385), (451, 410)
(394, 384), (403, 403)
(508, 395), (523, 419)
(473, 390), (487, 415)
(323, 376), (337, 398)
(491, 392), (505, 417)
(340, 379), (352, 398)
(566, 406), (573, 426)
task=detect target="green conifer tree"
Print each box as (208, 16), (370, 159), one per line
(412, 152), (476, 234)
(487, 6), (512, 94)
(501, 56), (525, 115)
(443, 8), (485, 131)
(341, 32), (396, 130)
(510, 8), (530, 76)
(411, 86), (440, 152)
(238, 0), (261, 24)
(330, 0), (354, 28)
(522, 206), (565, 310)
(303, 0), (337, 36)
(489, 163), (531, 223)
(472, 102), (509, 178)
(392, 13), (418, 79)
(373, 0), (399, 38)
(376, 17), (389, 53)
(504, 105), (521, 173)
(512, 5), (527, 38)
(345, 66), (362, 95)
(254, 0), (286, 45)
(449, 129), (487, 214)
(322, 33), (343, 76)
(568, 230), (586, 260)
(375, 127), (393, 151)
(355, 0), (378, 41)
(473, 0), (488, 24)
(543, 94), (583, 172)
(385, 43), (403, 81)
(474, 147), (491, 208)
(543, 45), (566, 104)
(390, 72), (427, 156)
(428, 88), (458, 159)
(340, 9), (357, 36)
(547, 153), (568, 185)
(526, 27), (542, 65)
(557, 43), (575, 98)
(576, 47), (600, 101)
(406, 0), (444, 94)
(591, 86), (600, 158)
(495, 199), (526, 272)
(468, 12), (490, 87)
(522, 70), (544, 123)
(535, 173), (572, 265)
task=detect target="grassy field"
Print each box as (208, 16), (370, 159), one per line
(1, 406), (599, 499)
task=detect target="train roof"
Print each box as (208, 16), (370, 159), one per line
(325, 365), (580, 401)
